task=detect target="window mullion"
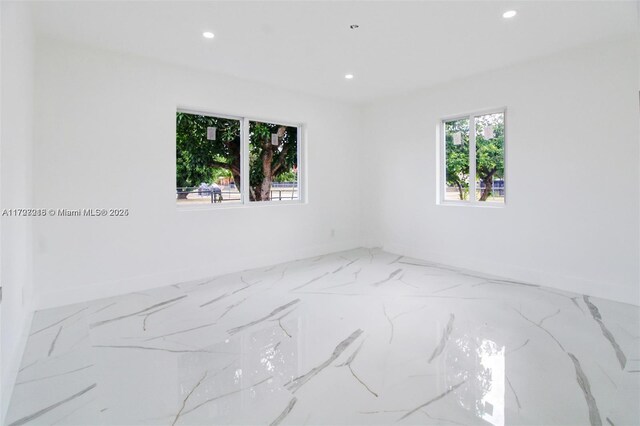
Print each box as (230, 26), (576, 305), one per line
(241, 117), (250, 204)
(440, 121), (446, 204)
(469, 115), (477, 203)
(297, 126), (304, 202)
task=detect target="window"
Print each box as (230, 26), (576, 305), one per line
(441, 110), (505, 205)
(176, 110), (302, 206)
(176, 112), (242, 205)
(248, 120), (299, 202)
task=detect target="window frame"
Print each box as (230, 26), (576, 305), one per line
(438, 107), (507, 207)
(176, 107), (306, 209)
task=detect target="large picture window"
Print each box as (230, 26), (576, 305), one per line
(441, 110), (505, 205)
(176, 110), (302, 206)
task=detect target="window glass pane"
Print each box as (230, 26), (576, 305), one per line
(176, 112), (242, 205)
(444, 118), (470, 201)
(249, 120), (298, 202)
(475, 113), (505, 203)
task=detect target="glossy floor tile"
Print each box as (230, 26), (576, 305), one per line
(5, 249), (640, 425)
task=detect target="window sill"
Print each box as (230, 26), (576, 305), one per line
(177, 200), (306, 212)
(437, 201), (505, 208)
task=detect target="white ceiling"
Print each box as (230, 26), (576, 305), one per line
(29, 1), (640, 104)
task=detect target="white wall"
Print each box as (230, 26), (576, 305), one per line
(32, 39), (363, 309)
(0, 2), (36, 421)
(361, 37), (640, 306)
(28, 35), (640, 308)
(637, 33), (640, 296)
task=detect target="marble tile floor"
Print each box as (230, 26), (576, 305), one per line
(4, 248), (640, 426)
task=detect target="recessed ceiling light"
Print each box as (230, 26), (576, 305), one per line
(345, 74), (354, 79)
(202, 31), (215, 39)
(502, 10), (517, 19)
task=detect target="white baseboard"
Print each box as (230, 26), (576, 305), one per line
(35, 239), (361, 311)
(384, 241), (639, 307)
(1, 305), (34, 424)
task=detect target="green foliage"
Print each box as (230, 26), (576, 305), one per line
(176, 113), (298, 201)
(444, 119), (470, 200)
(176, 112), (240, 188)
(475, 114), (505, 182)
(444, 114), (504, 200)
(248, 121), (297, 196)
(274, 169), (297, 182)
(210, 167), (232, 182)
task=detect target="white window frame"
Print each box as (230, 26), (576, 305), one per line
(438, 108), (507, 207)
(176, 107), (306, 209)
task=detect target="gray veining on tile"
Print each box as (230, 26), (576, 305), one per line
(30, 307), (88, 336)
(199, 292), (229, 308)
(322, 279), (357, 290)
(241, 276), (259, 287)
(583, 296), (627, 369)
(372, 268), (402, 286)
(506, 338), (530, 354)
(286, 329), (364, 393)
(596, 363), (618, 388)
(93, 345), (216, 354)
(399, 380), (466, 421)
(269, 397), (298, 426)
(171, 372), (208, 426)
(360, 409), (407, 415)
(568, 352), (602, 426)
(17, 360), (38, 373)
(514, 308), (566, 352)
(50, 399), (96, 426)
(422, 410), (467, 425)
(428, 313), (455, 363)
(538, 308), (561, 326)
(141, 304), (174, 331)
(218, 297), (247, 320)
(291, 272), (329, 291)
(332, 259), (358, 274)
(180, 376), (272, 419)
(90, 295), (187, 328)
(431, 283), (465, 294)
(506, 375), (522, 410)
(8, 384), (97, 426)
(91, 302), (117, 315)
(230, 284), (250, 294)
(6, 248), (640, 426)
(227, 299), (300, 335)
(484, 278), (540, 288)
(397, 272), (419, 289)
(337, 340), (378, 397)
(15, 365), (93, 386)
(144, 321), (218, 342)
(48, 326), (63, 357)
(534, 287), (585, 312)
(273, 308), (296, 338)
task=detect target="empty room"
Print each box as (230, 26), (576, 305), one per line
(1, 1), (639, 425)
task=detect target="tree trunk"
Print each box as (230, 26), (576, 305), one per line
(479, 177), (493, 201)
(258, 143), (274, 201)
(229, 144), (242, 193)
(248, 127), (287, 201)
(232, 172), (241, 193)
(456, 182), (464, 200)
